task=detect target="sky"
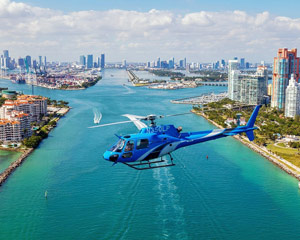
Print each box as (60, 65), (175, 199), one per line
(1, 0), (300, 63)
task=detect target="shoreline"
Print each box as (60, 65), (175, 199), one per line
(0, 106), (70, 187)
(0, 148), (34, 186)
(192, 110), (300, 181)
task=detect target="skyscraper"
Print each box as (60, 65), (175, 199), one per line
(228, 60), (239, 100)
(80, 55), (86, 66)
(239, 67), (268, 105)
(39, 56), (42, 67)
(25, 55), (31, 67)
(100, 54), (105, 68)
(271, 48), (300, 109)
(240, 58), (245, 69)
(3, 50), (9, 58)
(87, 55), (93, 69)
(156, 57), (161, 68)
(32, 60), (37, 68)
(168, 58), (174, 69)
(44, 56), (47, 67)
(18, 58), (24, 67)
(285, 74), (300, 118)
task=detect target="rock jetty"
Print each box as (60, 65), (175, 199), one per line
(0, 148), (33, 187)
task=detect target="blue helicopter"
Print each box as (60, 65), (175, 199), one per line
(89, 105), (261, 170)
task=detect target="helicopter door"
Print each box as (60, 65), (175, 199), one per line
(122, 140), (135, 159)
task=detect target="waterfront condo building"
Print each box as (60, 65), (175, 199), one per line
(0, 119), (21, 143)
(0, 95), (47, 142)
(271, 48), (300, 110)
(285, 74), (300, 118)
(228, 59), (240, 101)
(228, 63), (268, 105)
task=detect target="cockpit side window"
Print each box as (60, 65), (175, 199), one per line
(110, 139), (125, 152)
(136, 139), (149, 149)
(124, 140), (134, 152)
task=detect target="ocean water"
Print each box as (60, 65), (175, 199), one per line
(0, 150), (21, 173)
(0, 69), (300, 239)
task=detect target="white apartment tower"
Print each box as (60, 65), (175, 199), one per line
(228, 60), (240, 101)
(285, 74), (300, 118)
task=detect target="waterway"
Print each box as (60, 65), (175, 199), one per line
(0, 69), (300, 239)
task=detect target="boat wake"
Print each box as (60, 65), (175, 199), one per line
(93, 109), (102, 124)
(153, 164), (188, 239)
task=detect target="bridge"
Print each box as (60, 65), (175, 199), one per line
(197, 82), (228, 86)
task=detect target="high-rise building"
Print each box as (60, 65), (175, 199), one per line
(168, 58), (174, 69)
(44, 56), (47, 67)
(239, 67), (268, 105)
(87, 55), (93, 69)
(271, 48), (300, 109)
(18, 58), (24, 67)
(240, 58), (245, 69)
(100, 54), (105, 68)
(80, 55), (86, 66)
(156, 57), (161, 68)
(268, 84), (272, 96)
(179, 60), (184, 68)
(285, 74), (300, 118)
(32, 60), (37, 68)
(122, 59), (127, 68)
(25, 55), (31, 67)
(3, 50), (9, 58)
(39, 56), (42, 67)
(228, 60), (240, 100)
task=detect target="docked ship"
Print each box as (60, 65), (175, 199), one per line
(11, 74), (26, 84)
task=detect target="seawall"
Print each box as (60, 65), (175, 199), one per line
(192, 110), (300, 181)
(0, 148), (34, 187)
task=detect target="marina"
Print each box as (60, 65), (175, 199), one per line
(171, 92), (228, 104)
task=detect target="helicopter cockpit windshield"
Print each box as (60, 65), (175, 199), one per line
(110, 139), (125, 152)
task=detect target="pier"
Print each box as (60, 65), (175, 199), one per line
(171, 92), (228, 105)
(0, 148), (34, 187)
(127, 70), (139, 82)
(126, 70), (150, 86)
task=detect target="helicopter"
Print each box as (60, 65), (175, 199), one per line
(89, 105), (261, 170)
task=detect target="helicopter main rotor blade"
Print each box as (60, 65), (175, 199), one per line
(88, 120), (137, 128)
(159, 112), (193, 118)
(88, 119), (144, 128)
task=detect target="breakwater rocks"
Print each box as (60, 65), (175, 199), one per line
(236, 136), (300, 181)
(0, 148), (33, 187)
(192, 110), (300, 181)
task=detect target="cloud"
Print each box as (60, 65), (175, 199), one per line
(1, 0), (300, 62)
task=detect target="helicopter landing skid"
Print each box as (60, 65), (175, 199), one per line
(122, 153), (175, 170)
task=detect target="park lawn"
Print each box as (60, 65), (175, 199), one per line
(277, 142), (286, 147)
(267, 144), (300, 168)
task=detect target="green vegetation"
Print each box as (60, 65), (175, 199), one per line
(0, 97), (6, 107)
(22, 136), (42, 148)
(47, 98), (69, 108)
(149, 70), (184, 78)
(267, 144), (300, 167)
(189, 70), (227, 82)
(193, 99), (300, 166)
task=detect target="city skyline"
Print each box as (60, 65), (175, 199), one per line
(1, 0), (300, 62)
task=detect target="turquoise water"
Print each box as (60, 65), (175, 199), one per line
(0, 70), (300, 239)
(0, 150), (21, 173)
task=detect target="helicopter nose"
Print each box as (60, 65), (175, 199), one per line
(103, 151), (119, 162)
